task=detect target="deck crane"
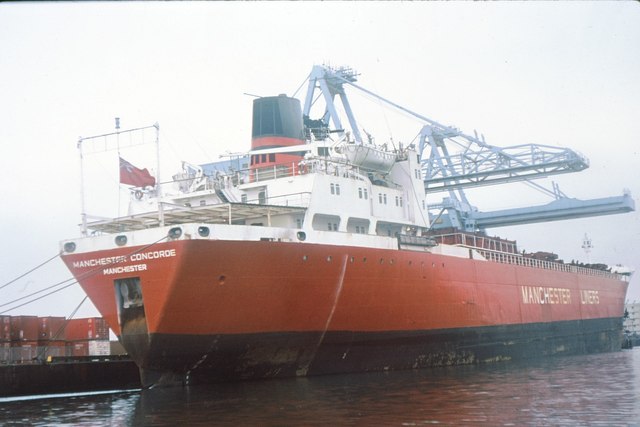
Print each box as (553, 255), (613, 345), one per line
(302, 64), (635, 232)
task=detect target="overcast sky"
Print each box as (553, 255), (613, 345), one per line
(1, 1), (639, 320)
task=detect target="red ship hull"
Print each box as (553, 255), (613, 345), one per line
(61, 238), (628, 387)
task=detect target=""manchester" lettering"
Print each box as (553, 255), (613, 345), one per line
(73, 256), (127, 268)
(103, 264), (148, 275)
(521, 286), (572, 305)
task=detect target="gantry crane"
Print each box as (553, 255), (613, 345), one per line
(301, 64), (635, 232)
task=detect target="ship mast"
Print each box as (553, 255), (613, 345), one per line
(77, 122), (160, 236)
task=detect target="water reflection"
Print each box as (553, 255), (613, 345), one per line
(2, 349), (639, 426)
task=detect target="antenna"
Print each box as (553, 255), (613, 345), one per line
(581, 233), (593, 263)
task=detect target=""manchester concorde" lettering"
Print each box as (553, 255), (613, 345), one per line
(71, 249), (177, 269)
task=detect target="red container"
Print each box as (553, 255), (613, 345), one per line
(0, 315), (11, 342)
(67, 341), (89, 357)
(10, 316), (39, 342)
(65, 318), (109, 341)
(39, 316), (66, 340)
(10, 340), (38, 363)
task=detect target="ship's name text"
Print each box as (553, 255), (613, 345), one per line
(520, 287), (600, 305)
(72, 249), (177, 269)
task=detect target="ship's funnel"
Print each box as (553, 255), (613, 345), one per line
(250, 95), (305, 180)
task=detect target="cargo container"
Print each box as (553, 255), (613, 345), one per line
(38, 316), (66, 341)
(0, 316), (11, 342)
(10, 316), (39, 342)
(67, 341), (88, 357)
(0, 342), (10, 363)
(10, 341), (38, 363)
(67, 340), (111, 357)
(65, 318), (109, 341)
(37, 340), (68, 359)
(88, 340), (110, 356)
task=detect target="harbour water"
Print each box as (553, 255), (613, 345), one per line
(2, 348), (639, 426)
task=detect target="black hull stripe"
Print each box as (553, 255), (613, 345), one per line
(134, 317), (623, 387)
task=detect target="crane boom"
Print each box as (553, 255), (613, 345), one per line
(301, 64), (634, 231)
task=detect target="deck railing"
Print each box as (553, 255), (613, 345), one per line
(476, 247), (624, 281)
(431, 232), (624, 281)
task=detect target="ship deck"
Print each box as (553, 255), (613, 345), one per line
(83, 204), (626, 282)
(85, 203), (306, 234)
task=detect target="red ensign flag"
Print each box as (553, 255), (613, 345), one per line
(119, 157), (156, 187)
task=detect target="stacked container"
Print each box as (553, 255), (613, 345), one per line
(10, 316), (39, 363)
(38, 316), (67, 359)
(65, 317), (110, 356)
(0, 316), (112, 362)
(0, 315), (11, 363)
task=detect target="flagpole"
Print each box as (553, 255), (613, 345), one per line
(155, 122), (164, 227)
(78, 137), (87, 236)
(115, 117), (121, 217)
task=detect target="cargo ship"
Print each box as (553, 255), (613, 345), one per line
(60, 65), (633, 387)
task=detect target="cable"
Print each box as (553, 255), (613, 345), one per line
(0, 277), (76, 308)
(0, 253), (60, 291)
(0, 282), (78, 314)
(291, 72), (311, 98)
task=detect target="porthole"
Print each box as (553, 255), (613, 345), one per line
(327, 256), (332, 262)
(297, 231), (306, 241)
(63, 242), (76, 253)
(115, 235), (127, 246)
(198, 226), (210, 237)
(168, 227), (182, 239)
